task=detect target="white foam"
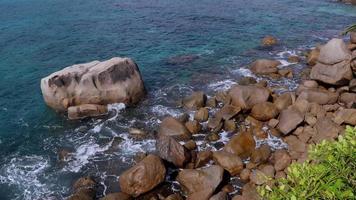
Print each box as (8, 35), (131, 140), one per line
(117, 133), (156, 156)
(107, 103), (126, 121)
(0, 155), (54, 200)
(151, 105), (182, 117)
(233, 68), (257, 78)
(208, 80), (237, 91)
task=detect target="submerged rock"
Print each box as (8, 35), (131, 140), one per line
(100, 192), (132, 200)
(69, 177), (97, 200)
(261, 36), (278, 46)
(119, 154), (166, 197)
(41, 57), (145, 112)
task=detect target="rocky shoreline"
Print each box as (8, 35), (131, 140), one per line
(42, 32), (356, 200)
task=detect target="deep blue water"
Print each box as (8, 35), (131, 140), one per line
(0, 0), (355, 199)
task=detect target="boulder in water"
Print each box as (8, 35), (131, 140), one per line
(156, 135), (191, 167)
(41, 57), (145, 112)
(223, 131), (256, 159)
(261, 36), (278, 46)
(68, 104), (108, 120)
(228, 85), (270, 110)
(250, 59), (281, 75)
(158, 116), (191, 140)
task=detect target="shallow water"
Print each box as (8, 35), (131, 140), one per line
(0, 0), (355, 199)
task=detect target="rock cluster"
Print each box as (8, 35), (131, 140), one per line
(41, 57), (145, 119)
(73, 35), (355, 199)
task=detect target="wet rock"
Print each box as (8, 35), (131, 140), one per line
(69, 177), (97, 200)
(250, 59), (281, 75)
(250, 144), (271, 164)
(119, 155), (166, 197)
(238, 77), (257, 85)
(252, 127), (268, 139)
(177, 165), (224, 199)
(240, 169), (251, 182)
(177, 113), (190, 123)
(223, 119), (236, 132)
(68, 104), (108, 120)
(41, 57), (145, 112)
(312, 117), (342, 143)
(245, 116), (263, 128)
(221, 184), (234, 193)
(273, 92), (293, 111)
(156, 135), (191, 167)
(165, 194), (183, 200)
(195, 151), (213, 168)
(261, 35), (278, 46)
(277, 108), (304, 135)
(251, 102), (279, 121)
(185, 120), (202, 135)
(229, 85), (270, 110)
(129, 128), (147, 139)
(206, 97), (217, 108)
(209, 191), (227, 200)
(100, 192), (132, 200)
(182, 91), (207, 110)
(213, 151), (243, 176)
(278, 68), (293, 78)
(287, 55), (300, 63)
(334, 108), (356, 125)
(217, 104), (241, 120)
(158, 117), (191, 140)
(194, 107), (209, 122)
(272, 150), (291, 171)
(224, 131), (256, 159)
(58, 148), (71, 162)
(207, 132), (220, 142)
(207, 116), (223, 130)
(184, 140), (197, 150)
(307, 47), (320, 66)
(297, 87), (338, 105)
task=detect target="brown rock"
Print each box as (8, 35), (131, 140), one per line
(317, 38), (351, 65)
(251, 102), (279, 121)
(277, 108), (304, 135)
(209, 191), (227, 200)
(156, 135), (191, 167)
(249, 169), (268, 185)
(194, 107), (209, 122)
(304, 113), (317, 126)
(207, 133), (220, 142)
(302, 80), (319, 88)
(273, 150), (291, 171)
(70, 177), (97, 200)
(119, 155), (166, 197)
(195, 151), (213, 168)
(250, 144), (271, 164)
(297, 87), (338, 105)
(185, 120), (202, 135)
(240, 169), (251, 182)
(158, 117), (191, 140)
(184, 140), (197, 151)
(250, 59), (281, 75)
(100, 192), (132, 200)
(339, 93), (356, 106)
(68, 104), (108, 120)
(268, 119), (279, 128)
(217, 104), (241, 120)
(261, 36), (278, 46)
(183, 91), (207, 110)
(273, 93), (292, 111)
(287, 55), (300, 63)
(310, 60), (353, 86)
(351, 32), (356, 44)
(213, 151), (243, 176)
(207, 116), (223, 130)
(229, 85), (270, 110)
(307, 47), (320, 66)
(334, 109), (356, 125)
(41, 57), (146, 112)
(224, 131), (256, 159)
(177, 165), (224, 199)
(275, 171), (286, 179)
(206, 97), (217, 108)
(349, 79), (356, 92)
(312, 117), (342, 143)
(238, 77), (257, 85)
(284, 135), (306, 153)
(223, 119), (236, 132)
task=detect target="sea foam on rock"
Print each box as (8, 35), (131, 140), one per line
(41, 57), (145, 119)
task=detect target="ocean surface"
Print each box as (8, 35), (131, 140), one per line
(0, 0), (355, 199)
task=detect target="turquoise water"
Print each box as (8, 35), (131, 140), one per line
(0, 0), (355, 199)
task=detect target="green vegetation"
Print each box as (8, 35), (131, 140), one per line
(258, 126), (356, 200)
(342, 24), (356, 35)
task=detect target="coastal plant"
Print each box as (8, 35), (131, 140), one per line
(258, 126), (356, 200)
(342, 24), (356, 35)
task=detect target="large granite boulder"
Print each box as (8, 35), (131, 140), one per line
(310, 39), (353, 85)
(41, 57), (145, 112)
(119, 154), (166, 197)
(277, 108), (304, 135)
(156, 135), (191, 167)
(223, 131), (256, 159)
(251, 102), (279, 121)
(297, 86), (338, 105)
(212, 151), (243, 176)
(68, 104), (108, 120)
(228, 85), (270, 110)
